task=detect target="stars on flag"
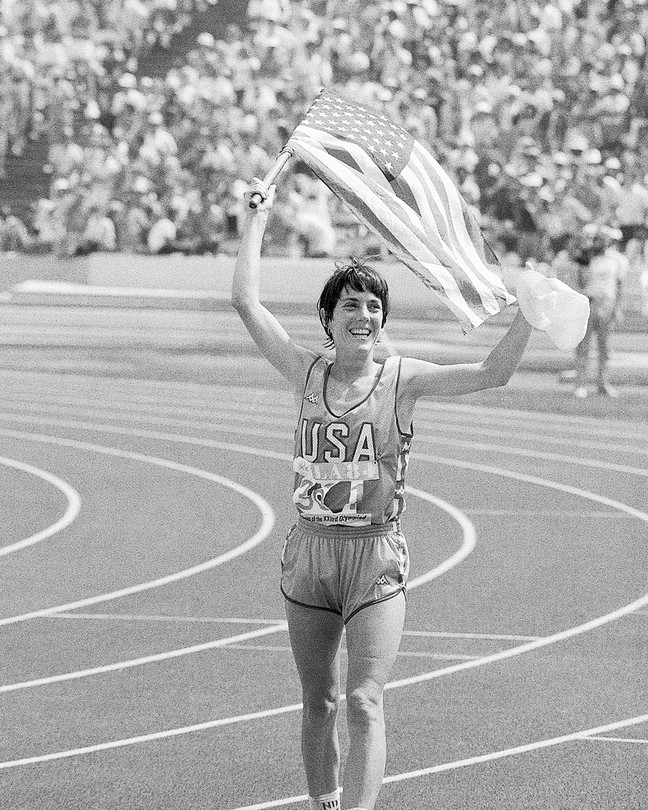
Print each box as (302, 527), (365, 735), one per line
(298, 89), (414, 181)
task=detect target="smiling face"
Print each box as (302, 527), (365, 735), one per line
(317, 260), (390, 349)
(324, 286), (384, 353)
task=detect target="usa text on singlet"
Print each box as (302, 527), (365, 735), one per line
(293, 356), (412, 527)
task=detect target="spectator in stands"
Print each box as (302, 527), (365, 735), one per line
(1, 0), (647, 304)
(32, 198), (60, 252)
(0, 206), (30, 252)
(147, 204), (177, 254)
(612, 160), (648, 274)
(284, 172), (336, 259)
(75, 204), (117, 255)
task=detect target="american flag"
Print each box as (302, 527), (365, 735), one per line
(285, 88), (516, 330)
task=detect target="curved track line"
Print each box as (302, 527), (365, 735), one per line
(3, 369), (644, 442)
(0, 483), (472, 693)
(416, 434), (648, 477)
(419, 399), (648, 440)
(0, 446), (638, 769)
(406, 486), (476, 588)
(0, 403), (292, 444)
(2, 389), (645, 459)
(383, 712), (648, 783)
(0, 623), (287, 694)
(231, 713), (648, 810)
(0, 429), (274, 627)
(0, 428), (645, 770)
(1, 408), (647, 481)
(418, 417), (648, 457)
(383, 449), (648, 690)
(0, 701), (305, 771)
(0, 407), (645, 777)
(0, 456), (81, 557)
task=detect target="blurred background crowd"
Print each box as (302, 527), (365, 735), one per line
(0, 0), (647, 306)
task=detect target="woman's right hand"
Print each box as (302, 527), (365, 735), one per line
(244, 178), (276, 214)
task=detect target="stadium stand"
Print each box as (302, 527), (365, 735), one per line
(0, 0), (646, 313)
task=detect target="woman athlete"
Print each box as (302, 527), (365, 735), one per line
(232, 178), (533, 810)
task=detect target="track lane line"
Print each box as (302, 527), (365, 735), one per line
(0, 456), (81, 556)
(0, 429), (274, 627)
(229, 713), (648, 809)
(0, 623), (287, 694)
(2, 369), (646, 442)
(1, 444), (640, 766)
(1, 396), (646, 783)
(0, 486), (471, 691)
(1, 406), (647, 481)
(2, 389), (645, 457)
(581, 735), (648, 744)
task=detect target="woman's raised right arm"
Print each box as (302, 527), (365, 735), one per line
(231, 180), (317, 387)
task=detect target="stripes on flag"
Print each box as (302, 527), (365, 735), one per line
(285, 88), (516, 330)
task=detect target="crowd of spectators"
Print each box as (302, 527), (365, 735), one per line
(1, 0), (648, 305)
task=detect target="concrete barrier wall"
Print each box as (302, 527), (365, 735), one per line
(0, 251), (525, 320)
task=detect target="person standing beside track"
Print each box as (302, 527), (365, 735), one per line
(231, 178), (534, 810)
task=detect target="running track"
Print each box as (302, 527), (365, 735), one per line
(0, 366), (647, 810)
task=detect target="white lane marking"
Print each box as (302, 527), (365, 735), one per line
(403, 630), (541, 641)
(416, 433), (648, 478)
(381, 713), (648, 784)
(416, 410), (648, 456)
(418, 399), (648, 441)
(0, 402), (645, 776)
(2, 369), (645, 441)
(182, 643), (478, 663)
(47, 614), (538, 642)
(3, 388), (645, 459)
(47, 612), (284, 626)
(2, 445), (639, 765)
(0, 418), (290, 463)
(0, 403), (292, 446)
(465, 509), (627, 517)
(0, 488), (469, 692)
(0, 624), (287, 694)
(0, 429), (274, 627)
(0, 421), (474, 623)
(0, 427), (471, 695)
(0, 393), (295, 431)
(4, 369), (648, 446)
(0, 457), (81, 557)
(2, 400), (647, 485)
(383, 450), (648, 693)
(581, 735), (648, 744)
(230, 714), (648, 810)
(406, 486), (476, 589)
(0, 702), (305, 771)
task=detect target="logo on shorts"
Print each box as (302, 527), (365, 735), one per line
(305, 392), (319, 404)
(375, 574), (391, 587)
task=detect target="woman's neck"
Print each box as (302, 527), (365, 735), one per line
(330, 352), (379, 383)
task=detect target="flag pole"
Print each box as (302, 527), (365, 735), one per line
(248, 147), (294, 209)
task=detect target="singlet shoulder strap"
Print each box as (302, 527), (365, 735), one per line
(300, 355), (328, 392)
(296, 355), (329, 420)
(380, 355), (402, 387)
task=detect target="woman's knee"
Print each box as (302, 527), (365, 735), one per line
(303, 690), (341, 724)
(346, 685), (384, 729)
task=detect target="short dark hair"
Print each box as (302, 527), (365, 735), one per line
(317, 257), (390, 347)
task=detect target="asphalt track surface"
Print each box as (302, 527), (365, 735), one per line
(1, 365), (647, 810)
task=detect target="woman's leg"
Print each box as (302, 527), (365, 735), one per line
(342, 592), (407, 810)
(285, 601), (345, 799)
